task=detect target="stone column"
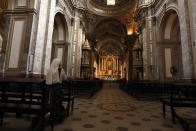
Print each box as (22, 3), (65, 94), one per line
(116, 58), (117, 72)
(71, 10), (80, 77)
(142, 27), (148, 80)
(33, 0), (51, 74)
(76, 27), (83, 77)
(189, 0), (196, 78)
(178, 0), (193, 79)
(117, 58), (118, 72)
(103, 58), (105, 70)
(141, 7), (155, 80)
(99, 57), (100, 71)
(101, 58), (102, 71)
(43, 0), (57, 74)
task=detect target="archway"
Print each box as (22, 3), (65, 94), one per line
(159, 10), (182, 80)
(98, 40), (123, 80)
(52, 13), (69, 72)
(93, 18), (126, 80)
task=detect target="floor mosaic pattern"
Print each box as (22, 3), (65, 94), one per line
(0, 82), (196, 131)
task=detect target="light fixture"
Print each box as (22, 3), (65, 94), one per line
(107, 0), (116, 6)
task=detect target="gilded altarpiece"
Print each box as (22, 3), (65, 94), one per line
(98, 43), (123, 80)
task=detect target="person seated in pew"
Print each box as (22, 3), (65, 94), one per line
(46, 58), (66, 124)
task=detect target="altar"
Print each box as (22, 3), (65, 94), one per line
(98, 55), (122, 80)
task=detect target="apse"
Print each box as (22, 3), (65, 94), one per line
(93, 18), (126, 80)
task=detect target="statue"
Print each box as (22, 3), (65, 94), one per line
(170, 66), (178, 77)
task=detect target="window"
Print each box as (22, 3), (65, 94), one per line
(107, 0), (115, 6)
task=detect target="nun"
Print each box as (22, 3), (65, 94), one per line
(46, 58), (66, 124)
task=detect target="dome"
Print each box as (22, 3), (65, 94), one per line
(87, 0), (134, 16)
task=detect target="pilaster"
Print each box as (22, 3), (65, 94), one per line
(178, 0), (193, 79)
(142, 8), (155, 80)
(1, 0), (40, 76)
(189, 0), (196, 79)
(32, 0), (50, 74)
(71, 10), (81, 77)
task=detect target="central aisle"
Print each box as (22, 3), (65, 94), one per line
(55, 82), (183, 131)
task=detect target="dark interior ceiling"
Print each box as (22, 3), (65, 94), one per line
(95, 19), (126, 41)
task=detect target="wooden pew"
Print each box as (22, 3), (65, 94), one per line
(123, 81), (166, 100)
(162, 82), (196, 131)
(70, 79), (102, 98)
(62, 80), (74, 117)
(0, 78), (48, 130)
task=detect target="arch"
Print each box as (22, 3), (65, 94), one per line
(95, 18), (127, 36)
(158, 8), (183, 80)
(55, 7), (71, 28)
(54, 7), (72, 42)
(93, 18), (127, 80)
(53, 12), (68, 42)
(159, 9), (179, 41)
(97, 38), (124, 54)
(51, 12), (69, 72)
(94, 17), (127, 51)
(157, 3), (179, 41)
(170, 17), (181, 42)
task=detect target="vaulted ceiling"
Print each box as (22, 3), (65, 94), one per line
(85, 0), (137, 56)
(94, 18), (126, 56)
(86, 0), (137, 36)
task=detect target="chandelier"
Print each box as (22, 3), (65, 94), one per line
(107, 0), (116, 5)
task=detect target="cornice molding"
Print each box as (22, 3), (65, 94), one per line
(4, 9), (39, 15)
(139, 0), (155, 7)
(71, 0), (87, 10)
(56, 0), (75, 19)
(136, 0), (156, 14)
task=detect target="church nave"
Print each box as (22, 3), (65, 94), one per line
(1, 0), (196, 131)
(54, 82), (185, 131)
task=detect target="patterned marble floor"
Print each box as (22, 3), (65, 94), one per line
(53, 82), (185, 131)
(1, 82), (195, 131)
